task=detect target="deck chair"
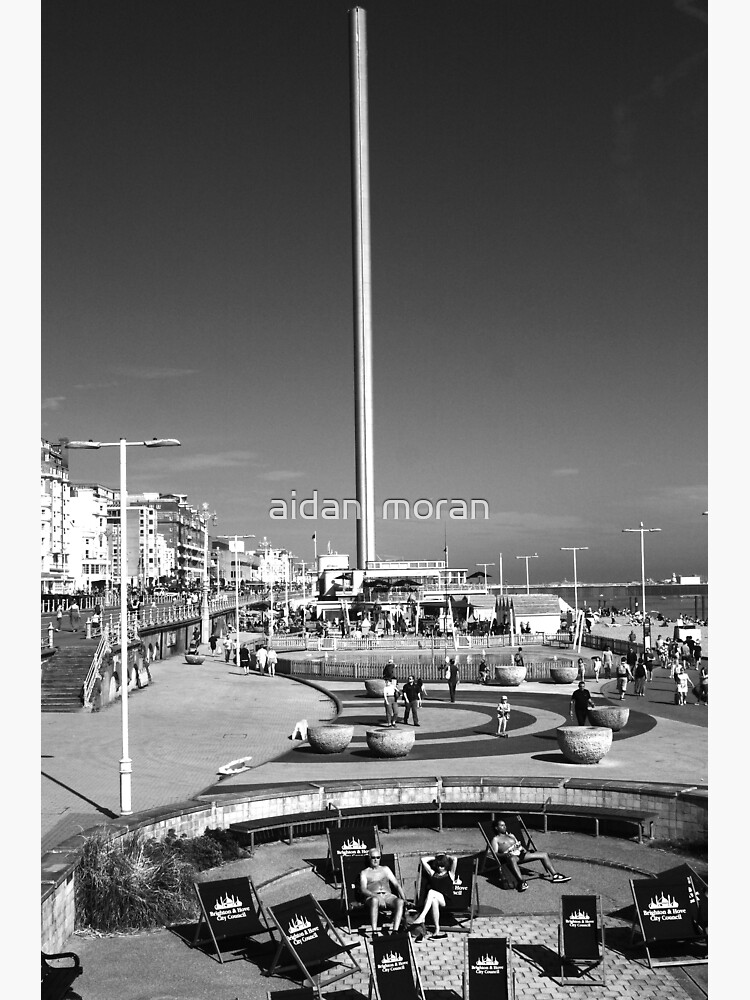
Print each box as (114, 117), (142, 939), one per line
(192, 875), (275, 964)
(557, 894), (606, 985)
(367, 930), (425, 1000)
(340, 852), (404, 932)
(265, 893), (361, 996)
(630, 876), (707, 969)
(415, 854), (479, 933)
(326, 823), (381, 885)
(478, 817), (544, 886)
(463, 936), (515, 1000)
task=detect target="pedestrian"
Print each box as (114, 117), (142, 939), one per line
(626, 644), (638, 675)
(223, 636), (232, 662)
(576, 657), (586, 681)
(266, 646), (278, 676)
(90, 611), (101, 635)
(239, 643), (250, 674)
(676, 666), (689, 706)
(616, 657), (633, 700)
(68, 601), (80, 632)
(383, 675), (400, 726)
(446, 658), (459, 703)
(655, 634), (667, 668)
(496, 695), (511, 737)
(56, 607), (63, 631)
(634, 655), (648, 697)
(569, 680), (594, 725)
(402, 674), (421, 727)
(477, 658), (490, 684)
(208, 633), (218, 655)
(382, 658), (396, 681)
(256, 645), (268, 674)
(693, 641), (702, 668)
(601, 645), (613, 679)
(644, 646), (656, 682)
(679, 641), (692, 670)
(695, 663), (708, 705)
(590, 654), (602, 681)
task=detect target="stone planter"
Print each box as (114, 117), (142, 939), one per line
(184, 654), (205, 665)
(493, 664), (526, 686)
(366, 727), (415, 758)
(307, 724), (354, 754)
(556, 726), (613, 764)
(587, 706), (629, 731)
(550, 665), (578, 684)
(364, 678), (386, 699)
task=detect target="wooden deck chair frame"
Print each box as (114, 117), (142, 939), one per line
(415, 854), (479, 933)
(463, 935), (516, 1000)
(367, 929), (426, 1000)
(326, 822), (382, 886)
(478, 817), (544, 884)
(191, 875), (275, 964)
(629, 877), (707, 969)
(340, 851), (403, 933)
(557, 894), (606, 986)
(265, 892), (361, 996)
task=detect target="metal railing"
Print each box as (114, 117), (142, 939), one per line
(81, 632), (112, 708)
(281, 655), (575, 684)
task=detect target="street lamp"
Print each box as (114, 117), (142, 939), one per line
(65, 437), (180, 815)
(560, 546), (588, 621)
(200, 503), (217, 642)
(515, 553), (538, 595)
(622, 523), (661, 650)
(476, 563), (495, 591)
(218, 533), (255, 670)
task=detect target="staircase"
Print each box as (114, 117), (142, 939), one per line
(41, 647), (93, 712)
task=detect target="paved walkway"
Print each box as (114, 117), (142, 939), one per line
(41, 642), (710, 998)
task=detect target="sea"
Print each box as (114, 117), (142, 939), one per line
(500, 585), (708, 623)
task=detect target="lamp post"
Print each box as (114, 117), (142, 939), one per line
(515, 553), (538, 595)
(218, 533), (255, 670)
(560, 546), (588, 621)
(65, 437), (180, 815)
(476, 563), (494, 592)
(498, 553), (503, 597)
(622, 523), (661, 650)
(200, 504), (217, 643)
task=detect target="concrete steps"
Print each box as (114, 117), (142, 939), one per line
(41, 647), (93, 712)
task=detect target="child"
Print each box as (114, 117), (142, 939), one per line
(590, 655), (602, 681)
(496, 695), (511, 737)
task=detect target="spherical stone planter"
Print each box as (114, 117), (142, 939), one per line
(307, 725), (354, 754)
(366, 727), (415, 758)
(550, 665), (578, 684)
(364, 678), (386, 699)
(493, 664), (527, 686)
(184, 654), (205, 665)
(556, 726), (613, 764)
(587, 706), (630, 732)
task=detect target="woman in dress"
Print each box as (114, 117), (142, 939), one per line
(633, 655), (648, 697)
(409, 853), (457, 939)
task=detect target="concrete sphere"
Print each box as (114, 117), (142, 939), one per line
(307, 724), (354, 754)
(550, 665), (578, 684)
(364, 678), (386, 698)
(587, 706), (630, 731)
(556, 725), (613, 764)
(366, 727), (415, 758)
(494, 664), (527, 686)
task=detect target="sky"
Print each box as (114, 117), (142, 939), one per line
(39, 0), (710, 584)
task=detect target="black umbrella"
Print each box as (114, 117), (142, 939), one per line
(467, 570), (491, 580)
(393, 578), (422, 588)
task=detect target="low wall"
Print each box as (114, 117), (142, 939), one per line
(41, 775), (707, 952)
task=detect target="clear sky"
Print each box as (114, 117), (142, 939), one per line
(40, 0), (708, 584)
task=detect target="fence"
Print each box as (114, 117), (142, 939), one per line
(280, 655), (574, 684)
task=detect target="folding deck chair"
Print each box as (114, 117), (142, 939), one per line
(463, 936), (515, 1000)
(478, 816), (545, 886)
(367, 929), (426, 1000)
(192, 875), (275, 964)
(340, 851), (404, 933)
(326, 823), (381, 886)
(629, 875), (707, 969)
(265, 892), (361, 996)
(415, 854), (480, 933)
(557, 894), (606, 985)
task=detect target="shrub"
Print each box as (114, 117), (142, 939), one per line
(202, 826), (247, 862)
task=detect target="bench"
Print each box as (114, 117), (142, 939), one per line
(42, 951), (82, 1000)
(540, 805), (657, 843)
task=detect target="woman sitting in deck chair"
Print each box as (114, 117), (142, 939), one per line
(408, 853), (457, 940)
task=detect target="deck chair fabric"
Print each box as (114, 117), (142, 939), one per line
(266, 893), (361, 994)
(327, 824), (381, 883)
(367, 930), (425, 1000)
(192, 875), (275, 964)
(558, 894), (606, 985)
(416, 855), (479, 932)
(630, 876), (707, 969)
(464, 936), (514, 1000)
(340, 852), (401, 931)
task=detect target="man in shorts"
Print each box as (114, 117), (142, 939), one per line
(484, 820), (570, 893)
(359, 847), (406, 935)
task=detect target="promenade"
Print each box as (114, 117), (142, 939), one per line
(40, 640), (711, 999)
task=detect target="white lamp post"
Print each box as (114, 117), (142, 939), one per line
(200, 503), (217, 642)
(65, 437), (180, 815)
(476, 563), (494, 592)
(622, 523), (661, 650)
(515, 553), (538, 595)
(560, 546), (588, 621)
(218, 533), (255, 670)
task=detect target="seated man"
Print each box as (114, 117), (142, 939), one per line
(484, 820), (570, 893)
(359, 848), (406, 935)
(408, 853), (457, 940)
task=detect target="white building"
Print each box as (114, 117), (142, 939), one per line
(41, 439), (72, 592)
(66, 483), (117, 591)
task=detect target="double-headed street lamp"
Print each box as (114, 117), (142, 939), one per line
(200, 503), (217, 642)
(65, 437), (180, 815)
(560, 546), (588, 621)
(218, 533), (255, 670)
(515, 553), (538, 595)
(622, 522), (661, 650)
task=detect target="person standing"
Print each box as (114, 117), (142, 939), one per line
(590, 654), (602, 681)
(223, 636), (232, 662)
(239, 644), (250, 674)
(601, 645), (613, 679)
(569, 681), (594, 725)
(256, 644), (268, 674)
(576, 658), (586, 681)
(446, 658), (459, 703)
(56, 607), (63, 631)
(513, 647), (525, 667)
(676, 666), (689, 706)
(208, 633), (218, 656)
(68, 601), (80, 632)
(266, 646), (278, 676)
(626, 645), (638, 675)
(693, 641), (702, 669)
(633, 655), (648, 697)
(382, 658), (396, 681)
(402, 675), (421, 726)
(383, 675), (400, 726)
(644, 646), (656, 682)
(680, 640), (692, 670)
(496, 695), (511, 737)
(616, 657), (633, 700)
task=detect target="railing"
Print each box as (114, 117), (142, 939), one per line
(81, 632), (112, 708)
(278, 632), (540, 653)
(281, 655), (575, 683)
